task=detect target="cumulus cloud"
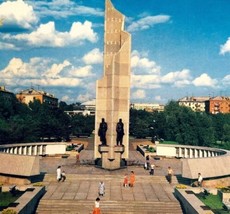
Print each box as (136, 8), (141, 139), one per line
(132, 89), (146, 99)
(31, 0), (103, 19)
(42, 60), (71, 78)
(77, 93), (94, 103)
(220, 37), (230, 55)
(222, 74), (230, 85)
(82, 48), (103, 64)
(127, 15), (170, 32)
(0, 0), (38, 31)
(192, 73), (217, 87)
(131, 50), (161, 74)
(0, 57), (87, 88)
(132, 74), (161, 89)
(161, 69), (192, 87)
(68, 65), (95, 78)
(3, 21), (98, 48)
(0, 41), (19, 50)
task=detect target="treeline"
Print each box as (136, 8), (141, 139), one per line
(0, 97), (230, 150)
(0, 96), (72, 144)
(130, 101), (230, 149)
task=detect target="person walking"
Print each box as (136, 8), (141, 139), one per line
(167, 166), (173, 184)
(150, 163), (155, 175)
(56, 166), (62, 182)
(92, 197), (101, 214)
(198, 173), (203, 187)
(61, 170), (66, 182)
(129, 171), (135, 187)
(123, 174), (128, 187)
(98, 181), (105, 196)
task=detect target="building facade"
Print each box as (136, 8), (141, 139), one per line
(209, 96), (230, 114)
(16, 88), (58, 107)
(130, 103), (164, 112)
(178, 96), (210, 112)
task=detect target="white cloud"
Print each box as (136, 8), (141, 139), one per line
(220, 37), (230, 55)
(77, 93), (94, 103)
(43, 60), (71, 78)
(31, 0), (103, 19)
(0, 0), (38, 30)
(155, 95), (162, 101)
(132, 74), (161, 89)
(1, 58), (39, 78)
(132, 89), (146, 99)
(127, 15), (170, 32)
(4, 21), (98, 48)
(131, 50), (161, 74)
(192, 73), (217, 87)
(222, 74), (230, 85)
(0, 41), (19, 50)
(82, 48), (103, 64)
(0, 57), (87, 88)
(61, 95), (71, 102)
(161, 69), (192, 87)
(68, 65), (95, 78)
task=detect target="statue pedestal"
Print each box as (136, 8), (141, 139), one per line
(98, 145), (125, 170)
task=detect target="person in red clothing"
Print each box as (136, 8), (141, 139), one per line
(92, 197), (101, 214)
(123, 174), (128, 187)
(129, 171), (135, 187)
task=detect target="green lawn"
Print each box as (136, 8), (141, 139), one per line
(196, 193), (229, 214)
(160, 140), (178, 145)
(0, 192), (23, 210)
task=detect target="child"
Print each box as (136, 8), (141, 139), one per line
(61, 170), (66, 182)
(98, 181), (105, 196)
(93, 197), (101, 214)
(149, 163), (155, 175)
(123, 174), (128, 187)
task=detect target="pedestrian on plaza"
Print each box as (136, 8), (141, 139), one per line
(61, 170), (66, 182)
(129, 171), (135, 187)
(198, 173), (203, 187)
(167, 166), (173, 184)
(123, 174), (128, 187)
(98, 181), (105, 196)
(92, 197), (101, 214)
(149, 163), (155, 175)
(56, 165), (62, 182)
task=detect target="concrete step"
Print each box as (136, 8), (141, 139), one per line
(43, 174), (170, 184)
(36, 200), (183, 214)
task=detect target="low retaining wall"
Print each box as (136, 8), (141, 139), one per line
(175, 188), (214, 214)
(7, 186), (45, 214)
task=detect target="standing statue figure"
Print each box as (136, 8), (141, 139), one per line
(98, 118), (108, 145)
(116, 118), (124, 146)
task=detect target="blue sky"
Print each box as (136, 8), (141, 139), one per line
(0, 0), (230, 104)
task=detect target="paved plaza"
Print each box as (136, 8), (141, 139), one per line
(36, 140), (184, 214)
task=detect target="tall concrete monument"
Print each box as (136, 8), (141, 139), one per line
(94, 0), (131, 170)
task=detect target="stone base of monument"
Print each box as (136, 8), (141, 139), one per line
(96, 145), (126, 170)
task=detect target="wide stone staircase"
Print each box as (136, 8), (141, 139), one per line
(36, 173), (183, 214)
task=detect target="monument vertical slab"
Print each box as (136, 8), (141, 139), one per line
(94, 0), (131, 170)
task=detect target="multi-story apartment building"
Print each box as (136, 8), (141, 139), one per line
(16, 88), (58, 107)
(209, 96), (230, 114)
(0, 86), (15, 100)
(178, 96), (210, 112)
(130, 103), (165, 112)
